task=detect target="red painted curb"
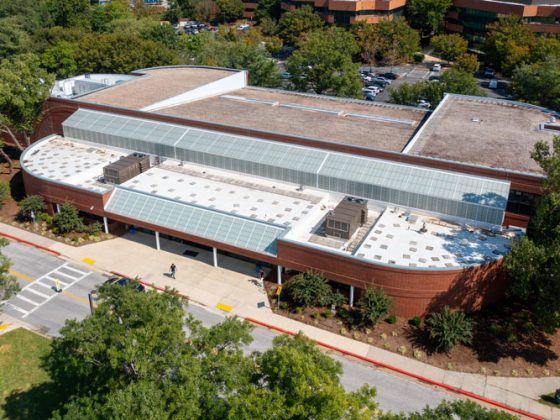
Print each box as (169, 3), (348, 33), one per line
(244, 317), (543, 420)
(0, 232), (61, 256)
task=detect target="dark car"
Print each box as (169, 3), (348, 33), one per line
(483, 68), (495, 78)
(381, 72), (398, 80)
(104, 276), (146, 292)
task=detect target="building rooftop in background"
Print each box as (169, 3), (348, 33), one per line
(405, 94), (559, 176)
(156, 87), (427, 152)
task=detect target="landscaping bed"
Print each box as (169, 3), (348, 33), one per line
(264, 278), (560, 378)
(0, 163), (116, 247)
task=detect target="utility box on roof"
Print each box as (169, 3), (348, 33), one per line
(326, 196), (368, 239)
(103, 153), (150, 184)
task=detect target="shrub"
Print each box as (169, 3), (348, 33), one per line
(413, 52), (424, 63)
(409, 315), (422, 327)
(39, 212), (53, 224)
(52, 202), (84, 234)
(386, 314), (397, 324)
(0, 181), (9, 208)
(18, 195), (47, 220)
(311, 311), (320, 319)
(279, 301), (288, 310)
(397, 345), (407, 355)
(323, 309), (333, 318)
(284, 270), (332, 307)
(426, 306), (473, 353)
(330, 291), (346, 309)
(295, 306), (303, 314)
(85, 221), (103, 236)
(358, 287), (392, 326)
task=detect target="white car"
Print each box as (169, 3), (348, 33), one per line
(364, 85), (383, 94)
(417, 100), (431, 109)
(237, 24), (250, 31)
(432, 63), (441, 72)
(362, 87), (378, 96)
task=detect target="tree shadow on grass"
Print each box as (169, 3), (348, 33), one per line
(2, 381), (65, 420)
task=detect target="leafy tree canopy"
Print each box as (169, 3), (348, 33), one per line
(44, 285), (378, 418)
(430, 33), (468, 62)
(0, 53), (55, 150)
(482, 15), (536, 76)
(454, 53), (480, 75)
(90, 0), (132, 32)
(277, 5), (324, 45)
(215, 0), (244, 22)
(44, 0), (92, 29)
(511, 57), (560, 112)
(381, 399), (515, 419)
(408, 0), (452, 37)
(0, 237), (18, 304)
(286, 27), (361, 97)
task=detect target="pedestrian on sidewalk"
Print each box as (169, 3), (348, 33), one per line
(259, 268), (265, 281)
(170, 263), (176, 279)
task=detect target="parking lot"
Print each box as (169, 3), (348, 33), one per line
(360, 64), (511, 104)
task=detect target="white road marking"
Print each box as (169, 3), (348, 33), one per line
(5, 263), (92, 318)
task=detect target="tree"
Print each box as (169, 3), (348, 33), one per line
(18, 195), (47, 221)
(0, 181), (9, 208)
(373, 18), (420, 67)
(408, 0), (452, 37)
(42, 41), (79, 79)
(430, 33), (468, 62)
(353, 22), (382, 70)
(380, 399), (515, 419)
(44, 285), (378, 418)
(389, 68), (483, 108)
(0, 238), (18, 305)
(511, 57), (560, 112)
(76, 32), (180, 74)
(0, 53), (55, 163)
(425, 306), (473, 352)
(454, 53), (480, 75)
(277, 5), (324, 46)
(358, 287), (392, 325)
(192, 0), (220, 22)
(528, 36), (560, 64)
(286, 27), (361, 98)
(284, 270), (333, 307)
(504, 136), (560, 331)
(215, 0), (244, 22)
(90, 0), (132, 32)
(44, 0), (91, 29)
(483, 15), (536, 76)
(52, 202), (84, 234)
(255, 0), (281, 22)
(0, 17), (31, 59)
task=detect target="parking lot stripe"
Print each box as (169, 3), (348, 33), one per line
(55, 271), (81, 281)
(44, 276), (69, 287)
(10, 270), (33, 283)
(26, 288), (51, 299)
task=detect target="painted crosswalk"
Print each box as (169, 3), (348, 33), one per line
(6, 262), (92, 318)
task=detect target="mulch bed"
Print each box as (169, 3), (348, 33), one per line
(264, 279), (560, 378)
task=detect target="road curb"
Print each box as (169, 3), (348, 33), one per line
(244, 317), (543, 420)
(0, 231), (61, 256)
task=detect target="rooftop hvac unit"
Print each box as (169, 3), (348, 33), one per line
(325, 196), (368, 240)
(103, 154), (150, 185)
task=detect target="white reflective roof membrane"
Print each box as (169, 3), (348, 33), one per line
(105, 187), (286, 255)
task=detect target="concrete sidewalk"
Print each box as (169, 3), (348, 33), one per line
(1, 222), (559, 419)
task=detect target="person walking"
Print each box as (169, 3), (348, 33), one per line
(170, 263), (176, 279)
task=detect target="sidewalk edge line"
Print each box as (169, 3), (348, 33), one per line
(244, 317), (543, 420)
(0, 232), (61, 256)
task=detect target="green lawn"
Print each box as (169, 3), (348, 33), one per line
(0, 328), (56, 419)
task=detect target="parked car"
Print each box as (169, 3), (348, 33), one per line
(417, 99), (431, 109)
(372, 76), (391, 86)
(281, 72), (292, 80)
(483, 68), (495, 78)
(364, 85), (383, 94)
(237, 24), (251, 31)
(428, 75), (440, 82)
(381, 72), (398, 80)
(488, 79), (498, 89)
(104, 276), (146, 292)
(362, 87), (378, 96)
(432, 63), (441, 72)
(364, 92), (376, 101)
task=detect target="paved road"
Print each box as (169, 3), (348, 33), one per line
(1, 241), (455, 413)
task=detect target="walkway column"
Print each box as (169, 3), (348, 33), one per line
(213, 247), (218, 267)
(349, 285), (354, 307)
(277, 265), (282, 285)
(103, 217), (109, 234)
(155, 231), (160, 251)
(55, 203), (61, 214)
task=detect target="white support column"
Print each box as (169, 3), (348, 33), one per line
(277, 265), (282, 285)
(349, 285), (355, 307)
(55, 203), (61, 214)
(213, 247), (218, 267)
(155, 231), (160, 251)
(103, 217), (109, 234)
